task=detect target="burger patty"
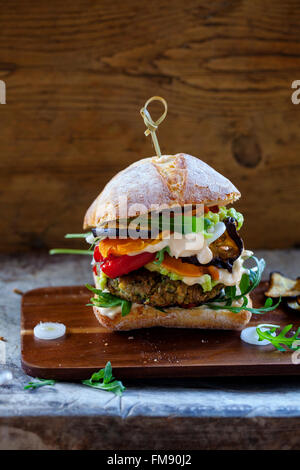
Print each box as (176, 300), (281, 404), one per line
(106, 268), (224, 308)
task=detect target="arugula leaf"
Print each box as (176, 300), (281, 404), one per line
(50, 232), (96, 255)
(90, 369), (105, 382)
(86, 284), (132, 317)
(64, 233), (92, 239)
(103, 361), (113, 384)
(24, 379), (56, 390)
(82, 361), (125, 396)
(205, 256), (281, 315)
(154, 246), (170, 265)
(239, 273), (250, 294)
(24, 364), (126, 397)
(156, 307), (167, 313)
(256, 324), (300, 351)
(121, 300), (132, 316)
(83, 380), (125, 395)
(49, 249), (93, 255)
(224, 285), (237, 299)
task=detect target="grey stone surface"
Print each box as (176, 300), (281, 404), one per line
(1, 250), (300, 419)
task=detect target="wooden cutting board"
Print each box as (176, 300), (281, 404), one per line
(21, 282), (300, 380)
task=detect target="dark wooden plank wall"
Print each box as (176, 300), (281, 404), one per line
(0, 0), (300, 252)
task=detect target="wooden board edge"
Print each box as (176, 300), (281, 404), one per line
(21, 358), (300, 381)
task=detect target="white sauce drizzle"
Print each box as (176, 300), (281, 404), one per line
(94, 276), (135, 319)
(97, 305), (123, 319)
(127, 223), (227, 264)
(196, 245), (213, 264)
(181, 250), (252, 286)
(128, 231), (214, 260)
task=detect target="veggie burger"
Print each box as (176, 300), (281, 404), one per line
(83, 153), (256, 331)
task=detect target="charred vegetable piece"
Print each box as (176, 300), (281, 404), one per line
(210, 217), (243, 264)
(182, 217), (243, 272)
(286, 299), (300, 311)
(265, 272), (300, 298)
(286, 295), (300, 311)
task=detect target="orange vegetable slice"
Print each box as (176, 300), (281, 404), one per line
(162, 254), (219, 280)
(99, 237), (161, 258)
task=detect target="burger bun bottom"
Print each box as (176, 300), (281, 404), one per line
(93, 295), (252, 331)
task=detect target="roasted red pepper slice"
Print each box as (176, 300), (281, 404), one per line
(101, 251), (156, 278)
(209, 205), (219, 213)
(93, 265), (98, 275)
(93, 245), (104, 263)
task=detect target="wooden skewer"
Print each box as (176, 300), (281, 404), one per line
(140, 96), (168, 158)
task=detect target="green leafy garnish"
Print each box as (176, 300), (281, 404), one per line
(154, 246), (171, 265)
(49, 249), (93, 255)
(82, 361), (125, 396)
(24, 363), (126, 396)
(156, 307), (167, 313)
(256, 324), (300, 351)
(50, 232), (98, 256)
(24, 379), (56, 390)
(206, 256), (281, 314)
(86, 284), (132, 317)
(64, 233), (91, 239)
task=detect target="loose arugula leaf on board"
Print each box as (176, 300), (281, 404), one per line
(83, 380), (125, 395)
(256, 324), (300, 351)
(90, 369), (105, 382)
(103, 361), (113, 384)
(24, 379), (56, 390)
(264, 297), (273, 308)
(82, 361), (125, 396)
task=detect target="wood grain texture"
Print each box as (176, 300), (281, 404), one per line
(0, 0), (300, 252)
(21, 281), (300, 380)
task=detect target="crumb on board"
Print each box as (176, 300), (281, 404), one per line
(128, 336), (134, 340)
(13, 288), (24, 296)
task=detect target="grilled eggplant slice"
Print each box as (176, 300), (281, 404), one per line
(265, 272), (300, 298)
(287, 297), (300, 311)
(209, 217), (243, 268)
(182, 217), (243, 272)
